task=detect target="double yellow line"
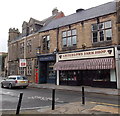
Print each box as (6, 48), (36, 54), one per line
(90, 101), (120, 107)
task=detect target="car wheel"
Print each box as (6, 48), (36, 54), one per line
(8, 84), (12, 89)
(23, 86), (27, 89)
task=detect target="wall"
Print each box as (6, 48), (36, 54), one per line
(57, 14), (117, 52)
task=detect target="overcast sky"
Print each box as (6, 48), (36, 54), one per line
(0, 0), (113, 52)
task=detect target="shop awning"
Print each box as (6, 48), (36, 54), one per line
(54, 58), (115, 70)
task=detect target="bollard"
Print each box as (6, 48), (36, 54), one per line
(82, 86), (85, 105)
(16, 92), (23, 115)
(52, 89), (55, 110)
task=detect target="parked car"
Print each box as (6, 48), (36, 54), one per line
(1, 75), (29, 89)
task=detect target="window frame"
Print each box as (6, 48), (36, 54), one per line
(92, 20), (112, 43)
(19, 67), (24, 75)
(42, 35), (50, 51)
(20, 42), (24, 54)
(62, 29), (77, 47)
(27, 60), (32, 76)
(27, 40), (32, 53)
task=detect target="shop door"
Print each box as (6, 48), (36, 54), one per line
(82, 70), (93, 86)
(35, 68), (38, 83)
(47, 62), (56, 84)
(39, 62), (47, 83)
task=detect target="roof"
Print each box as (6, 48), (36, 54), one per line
(39, 2), (116, 32)
(29, 18), (44, 25)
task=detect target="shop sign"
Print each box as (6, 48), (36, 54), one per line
(59, 48), (114, 61)
(39, 55), (56, 61)
(19, 59), (26, 67)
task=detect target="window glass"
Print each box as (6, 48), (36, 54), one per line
(47, 35), (50, 41)
(63, 38), (67, 46)
(92, 24), (98, 31)
(72, 29), (76, 35)
(105, 21), (111, 28)
(67, 37), (72, 46)
(72, 36), (77, 45)
(62, 32), (66, 37)
(9, 77), (16, 80)
(98, 23), (104, 30)
(42, 35), (50, 51)
(100, 31), (104, 41)
(47, 36), (50, 50)
(67, 30), (71, 36)
(62, 29), (77, 47)
(93, 32), (98, 42)
(92, 21), (112, 43)
(105, 29), (112, 40)
(17, 76), (27, 80)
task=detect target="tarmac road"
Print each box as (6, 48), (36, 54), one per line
(0, 86), (119, 111)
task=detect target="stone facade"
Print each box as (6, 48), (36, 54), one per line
(8, 2), (120, 87)
(8, 8), (65, 82)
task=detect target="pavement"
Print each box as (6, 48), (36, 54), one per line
(1, 83), (120, 115)
(29, 83), (120, 96)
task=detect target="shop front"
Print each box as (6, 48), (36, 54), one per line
(38, 54), (56, 84)
(54, 47), (117, 88)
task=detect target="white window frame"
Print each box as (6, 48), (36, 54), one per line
(92, 20), (112, 43)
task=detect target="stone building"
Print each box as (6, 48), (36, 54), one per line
(8, 8), (65, 82)
(8, 2), (120, 89)
(0, 52), (8, 76)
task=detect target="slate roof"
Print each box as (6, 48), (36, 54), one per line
(39, 1), (116, 32)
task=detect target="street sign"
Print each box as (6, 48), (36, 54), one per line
(19, 59), (26, 67)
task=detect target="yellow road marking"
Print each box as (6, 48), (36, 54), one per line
(91, 105), (120, 114)
(90, 101), (120, 107)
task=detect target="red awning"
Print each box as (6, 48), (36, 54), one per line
(54, 58), (115, 70)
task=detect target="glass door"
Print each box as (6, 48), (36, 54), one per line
(47, 62), (56, 83)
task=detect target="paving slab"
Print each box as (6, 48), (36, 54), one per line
(2, 101), (119, 115)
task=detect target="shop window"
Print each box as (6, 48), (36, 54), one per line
(110, 69), (116, 82)
(60, 71), (77, 81)
(62, 29), (77, 47)
(92, 21), (112, 43)
(93, 70), (110, 82)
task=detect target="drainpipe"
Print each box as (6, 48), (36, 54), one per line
(24, 37), (27, 76)
(115, 46), (120, 89)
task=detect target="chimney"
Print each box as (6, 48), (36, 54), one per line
(76, 8), (84, 13)
(52, 8), (58, 15)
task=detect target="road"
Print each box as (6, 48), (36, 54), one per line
(0, 86), (119, 111)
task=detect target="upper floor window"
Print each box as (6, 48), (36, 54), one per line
(27, 40), (32, 53)
(42, 35), (50, 51)
(29, 26), (34, 34)
(20, 42), (24, 54)
(62, 29), (77, 47)
(92, 21), (112, 43)
(27, 60), (32, 75)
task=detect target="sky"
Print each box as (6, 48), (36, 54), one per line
(0, 0), (114, 52)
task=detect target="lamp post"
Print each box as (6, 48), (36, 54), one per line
(56, 52), (59, 85)
(53, 48), (59, 85)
